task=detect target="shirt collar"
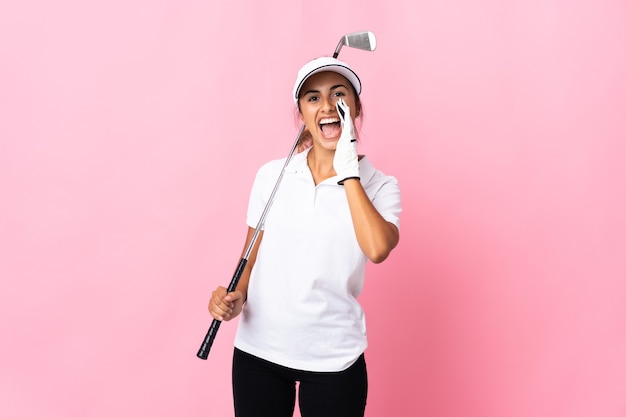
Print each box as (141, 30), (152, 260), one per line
(286, 146), (376, 185)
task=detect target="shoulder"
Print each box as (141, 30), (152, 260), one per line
(359, 156), (400, 191)
(254, 157), (288, 181)
(255, 149), (309, 179)
(259, 156), (289, 172)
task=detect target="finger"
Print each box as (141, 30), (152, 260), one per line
(224, 291), (242, 303)
(212, 286), (227, 299)
(214, 296), (234, 311)
(210, 302), (233, 320)
(208, 287), (234, 319)
(340, 98), (350, 114)
(211, 292), (234, 312)
(336, 98), (346, 120)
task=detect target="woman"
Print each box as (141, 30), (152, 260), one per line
(208, 56), (401, 417)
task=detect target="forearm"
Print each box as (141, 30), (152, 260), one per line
(234, 267), (251, 302)
(343, 179), (399, 263)
(235, 226), (263, 301)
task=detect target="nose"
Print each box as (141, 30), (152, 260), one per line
(321, 95), (337, 112)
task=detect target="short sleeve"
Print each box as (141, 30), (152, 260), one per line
(370, 175), (402, 229)
(246, 160), (283, 229)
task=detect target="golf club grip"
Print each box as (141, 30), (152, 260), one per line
(197, 257), (248, 360)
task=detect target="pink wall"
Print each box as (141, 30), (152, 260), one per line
(1, 1), (625, 416)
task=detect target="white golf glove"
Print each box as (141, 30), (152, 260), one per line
(334, 98), (360, 185)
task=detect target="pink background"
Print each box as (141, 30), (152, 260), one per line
(1, 1), (625, 416)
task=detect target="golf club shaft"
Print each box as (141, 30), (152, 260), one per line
(196, 125), (304, 360)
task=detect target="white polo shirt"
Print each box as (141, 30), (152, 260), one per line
(234, 147), (401, 372)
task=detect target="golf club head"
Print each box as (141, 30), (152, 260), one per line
(332, 31), (377, 58)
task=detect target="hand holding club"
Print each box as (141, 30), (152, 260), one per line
(209, 286), (244, 322)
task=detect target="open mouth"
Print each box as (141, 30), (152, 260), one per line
(319, 118), (341, 139)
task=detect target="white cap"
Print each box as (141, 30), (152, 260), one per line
(292, 57), (361, 103)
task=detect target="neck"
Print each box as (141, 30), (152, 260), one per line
(307, 147), (336, 185)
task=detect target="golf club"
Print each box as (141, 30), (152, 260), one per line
(332, 30), (377, 58)
(197, 31), (378, 360)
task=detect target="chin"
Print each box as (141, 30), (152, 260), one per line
(318, 134), (339, 143)
(315, 139), (338, 149)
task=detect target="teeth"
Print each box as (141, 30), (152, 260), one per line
(319, 118), (340, 125)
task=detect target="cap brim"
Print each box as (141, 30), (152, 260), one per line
(294, 63), (361, 103)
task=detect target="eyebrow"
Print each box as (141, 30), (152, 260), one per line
(302, 84), (348, 96)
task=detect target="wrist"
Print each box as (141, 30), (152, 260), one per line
(337, 176), (360, 185)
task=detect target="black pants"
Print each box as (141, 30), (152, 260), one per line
(232, 348), (368, 417)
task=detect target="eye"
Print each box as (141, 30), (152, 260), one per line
(307, 95), (319, 102)
(332, 91), (346, 98)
